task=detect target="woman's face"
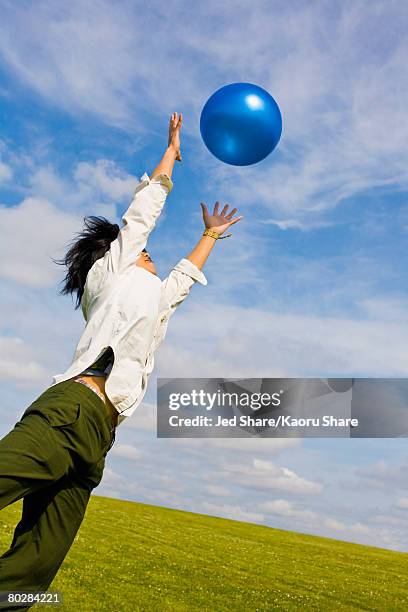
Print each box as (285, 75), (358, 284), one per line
(136, 250), (157, 275)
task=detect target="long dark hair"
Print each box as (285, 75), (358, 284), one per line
(53, 216), (120, 309)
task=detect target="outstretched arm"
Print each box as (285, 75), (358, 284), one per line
(151, 112), (183, 180)
(103, 113), (183, 274)
(186, 201), (244, 269)
(151, 202), (243, 351)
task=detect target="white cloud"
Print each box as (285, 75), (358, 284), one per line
(357, 297), (408, 324)
(157, 302), (408, 378)
(0, 1), (142, 128)
(0, 141), (13, 182)
(0, 160), (12, 182)
(205, 484), (231, 497)
(0, 336), (48, 383)
(396, 498), (408, 510)
(199, 501), (264, 524)
(99, 466), (127, 487)
(73, 160), (137, 201)
(324, 518), (346, 532)
(0, 156), (138, 288)
(27, 159), (134, 211)
(261, 498), (318, 522)
(0, 197), (79, 287)
(123, 401), (157, 431)
(259, 503), (399, 549)
(323, 518), (376, 541)
(206, 438), (301, 454)
(28, 165), (68, 203)
(221, 457), (323, 495)
(111, 443), (143, 461)
(261, 218), (332, 231)
(356, 459), (408, 490)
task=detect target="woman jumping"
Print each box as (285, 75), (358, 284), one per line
(0, 112), (243, 607)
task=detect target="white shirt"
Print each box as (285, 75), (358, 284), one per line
(51, 171), (207, 427)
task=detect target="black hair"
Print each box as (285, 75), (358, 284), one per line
(53, 216), (121, 310)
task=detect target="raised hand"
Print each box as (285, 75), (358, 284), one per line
(168, 112), (183, 162)
(200, 201), (244, 236)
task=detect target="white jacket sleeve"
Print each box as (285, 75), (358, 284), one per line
(151, 258), (207, 352)
(103, 171), (173, 274)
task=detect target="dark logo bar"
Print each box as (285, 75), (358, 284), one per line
(157, 378), (408, 438)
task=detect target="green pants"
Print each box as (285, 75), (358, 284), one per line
(0, 379), (116, 610)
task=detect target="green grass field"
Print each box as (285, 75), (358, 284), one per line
(1, 495), (407, 611)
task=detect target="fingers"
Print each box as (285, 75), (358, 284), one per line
(200, 202), (208, 215)
(228, 215), (244, 226)
(209, 200), (243, 228)
(215, 202), (240, 220)
(169, 112), (183, 129)
(225, 207), (237, 220)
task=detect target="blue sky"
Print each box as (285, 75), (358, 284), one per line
(0, 0), (408, 552)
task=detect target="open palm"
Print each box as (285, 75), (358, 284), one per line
(200, 202), (243, 235)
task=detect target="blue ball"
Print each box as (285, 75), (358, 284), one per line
(200, 83), (282, 166)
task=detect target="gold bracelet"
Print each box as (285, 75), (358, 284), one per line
(203, 228), (232, 240)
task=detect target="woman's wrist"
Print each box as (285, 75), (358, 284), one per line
(186, 233), (217, 270)
(203, 228), (220, 239)
(166, 144), (181, 161)
(203, 227), (233, 240)
(167, 144), (180, 159)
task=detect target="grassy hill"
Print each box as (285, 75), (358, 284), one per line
(1, 495), (407, 611)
